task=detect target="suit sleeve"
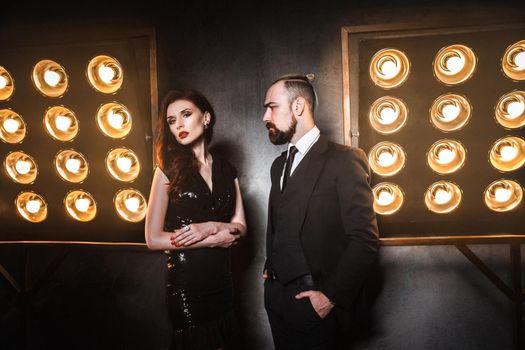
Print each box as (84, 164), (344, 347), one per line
(322, 148), (379, 310)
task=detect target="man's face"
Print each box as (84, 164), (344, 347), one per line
(263, 81), (297, 145)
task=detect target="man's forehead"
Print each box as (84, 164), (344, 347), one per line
(266, 81), (286, 101)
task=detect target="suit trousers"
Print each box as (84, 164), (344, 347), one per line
(264, 277), (337, 350)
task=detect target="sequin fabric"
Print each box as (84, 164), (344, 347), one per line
(162, 156), (238, 335)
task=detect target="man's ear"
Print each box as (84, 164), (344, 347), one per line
(293, 97), (306, 116)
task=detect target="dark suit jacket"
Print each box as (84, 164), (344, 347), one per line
(266, 135), (379, 315)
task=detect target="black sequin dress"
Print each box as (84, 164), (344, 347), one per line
(162, 156), (240, 350)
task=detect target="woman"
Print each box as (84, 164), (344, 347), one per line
(145, 89), (247, 350)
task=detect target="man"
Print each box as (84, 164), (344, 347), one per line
(262, 75), (379, 350)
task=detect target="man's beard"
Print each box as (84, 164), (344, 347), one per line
(266, 115), (297, 145)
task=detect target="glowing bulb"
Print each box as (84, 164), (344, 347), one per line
(500, 145), (518, 161)
(442, 103), (460, 121)
(44, 70), (61, 87)
(0, 76), (7, 89)
(515, 51), (525, 69)
(446, 56), (464, 74)
(378, 151), (395, 167)
(98, 65), (115, 83)
(437, 148), (455, 164)
(65, 158), (81, 173)
(380, 60), (398, 78)
(108, 112), (124, 129)
(495, 187), (512, 203)
(75, 198), (91, 212)
(506, 101), (525, 119)
(26, 200), (41, 214)
(434, 189), (452, 205)
(125, 197), (140, 213)
(55, 115), (72, 131)
(377, 190), (394, 206)
(379, 107), (397, 125)
(116, 156), (132, 172)
(15, 160), (31, 174)
(3, 118), (19, 133)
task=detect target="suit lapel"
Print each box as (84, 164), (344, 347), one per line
(267, 151), (287, 238)
(285, 136), (329, 238)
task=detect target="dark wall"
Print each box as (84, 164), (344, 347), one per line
(1, 1), (525, 349)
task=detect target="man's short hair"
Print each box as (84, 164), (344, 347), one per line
(272, 74), (317, 112)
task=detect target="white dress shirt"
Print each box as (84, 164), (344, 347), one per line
(280, 125), (321, 190)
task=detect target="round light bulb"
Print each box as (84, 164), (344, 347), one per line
(380, 60), (399, 78)
(495, 187), (512, 203)
(65, 158), (81, 173)
(506, 100), (525, 119)
(500, 145), (518, 161)
(108, 112), (124, 129)
(98, 65), (115, 83)
(437, 148), (455, 164)
(379, 107), (397, 125)
(515, 51), (525, 69)
(55, 115), (72, 131)
(26, 199), (42, 214)
(124, 197), (141, 213)
(378, 151), (395, 167)
(15, 160), (31, 174)
(75, 198), (91, 212)
(116, 156), (132, 172)
(43, 70), (61, 87)
(434, 189), (452, 205)
(442, 103), (460, 121)
(377, 190), (395, 206)
(446, 56), (464, 74)
(3, 118), (19, 133)
(0, 76), (7, 89)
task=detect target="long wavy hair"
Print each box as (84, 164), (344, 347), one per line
(155, 89), (216, 198)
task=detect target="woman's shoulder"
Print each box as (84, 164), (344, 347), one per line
(212, 153), (237, 179)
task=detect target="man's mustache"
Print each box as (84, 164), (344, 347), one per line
(266, 122), (276, 131)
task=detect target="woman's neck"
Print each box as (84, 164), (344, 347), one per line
(192, 139), (210, 166)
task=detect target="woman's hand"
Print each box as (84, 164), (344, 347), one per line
(170, 223), (215, 247)
(210, 227), (240, 248)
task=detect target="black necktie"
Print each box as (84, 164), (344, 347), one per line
(282, 146), (298, 192)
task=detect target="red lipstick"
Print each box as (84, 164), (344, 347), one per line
(178, 131), (189, 139)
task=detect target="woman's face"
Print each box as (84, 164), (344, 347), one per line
(166, 99), (209, 145)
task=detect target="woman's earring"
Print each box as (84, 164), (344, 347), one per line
(204, 121), (209, 129)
